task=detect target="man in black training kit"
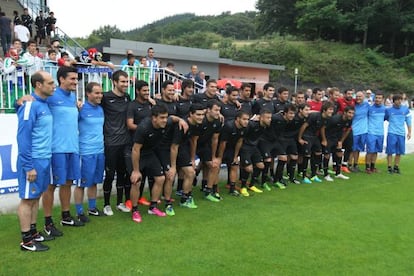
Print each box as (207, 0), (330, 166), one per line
(220, 86), (240, 121)
(217, 111), (250, 196)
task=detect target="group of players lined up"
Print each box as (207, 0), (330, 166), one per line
(16, 67), (411, 252)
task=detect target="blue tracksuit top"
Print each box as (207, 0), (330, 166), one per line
(368, 104), (386, 135)
(352, 101), (369, 135)
(78, 101), (104, 155)
(46, 87), (79, 153)
(385, 105), (412, 136)
(17, 93), (53, 171)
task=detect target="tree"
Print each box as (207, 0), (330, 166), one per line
(256, 0), (298, 35)
(90, 25), (124, 41)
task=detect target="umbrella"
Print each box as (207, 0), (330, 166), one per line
(217, 79), (242, 89)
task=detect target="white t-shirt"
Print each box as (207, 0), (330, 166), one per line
(14, 25), (30, 43)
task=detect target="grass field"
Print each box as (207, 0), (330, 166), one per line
(1, 155), (414, 275)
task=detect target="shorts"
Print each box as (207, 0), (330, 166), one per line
(366, 134), (384, 153)
(258, 139), (277, 158)
(240, 146), (263, 167)
(223, 148), (238, 166)
(196, 143), (213, 162)
(140, 151), (164, 177)
(322, 139), (340, 155)
(52, 153), (80, 186)
(386, 133), (405, 155)
(155, 148), (171, 172)
(18, 158), (50, 199)
(177, 145), (192, 168)
(78, 153), (105, 188)
(276, 138), (298, 156)
(352, 133), (367, 152)
(300, 136), (322, 156)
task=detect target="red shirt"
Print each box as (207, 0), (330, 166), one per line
(309, 100), (323, 111)
(337, 97), (355, 114)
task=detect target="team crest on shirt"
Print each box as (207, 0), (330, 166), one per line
(31, 187), (36, 194)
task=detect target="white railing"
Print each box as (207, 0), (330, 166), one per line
(0, 62), (204, 113)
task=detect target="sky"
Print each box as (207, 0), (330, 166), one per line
(48, 0), (258, 38)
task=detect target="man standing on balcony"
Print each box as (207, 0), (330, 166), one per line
(185, 65), (203, 87)
(0, 12), (13, 55)
(35, 10), (46, 46)
(21, 8), (33, 38)
(145, 47), (159, 94)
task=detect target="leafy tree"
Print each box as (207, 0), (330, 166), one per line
(256, 0), (298, 35)
(90, 25), (124, 41)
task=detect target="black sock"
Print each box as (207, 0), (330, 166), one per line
(288, 159), (297, 180)
(132, 205), (138, 212)
(204, 187), (212, 196)
(365, 163), (370, 170)
(177, 179), (183, 191)
(62, 211), (70, 219)
(227, 166), (231, 185)
(251, 167), (261, 186)
(201, 180), (207, 190)
(180, 192), (189, 203)
(30, 223), (37, 235)
(116, 185), (124, 205)
(240, 169), (249, 188)
(212, 184), (218, 193)
(164, 199), (172, 207)
(262, 162), (270, 184)
(323, 157), (329, 176)
(22, 231), (32, 243)
(229, 182), (236, 193)
(370, 163), (375, 170)
(275, 160), (286, 182)
(45, 216), (53, 226)
(302, 156), (310, 177)
(149, 201), (157, 209)
(124, 178), (131, 201)
(333, 155), (341, 175)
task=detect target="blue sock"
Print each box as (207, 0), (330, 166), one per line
(88, 199), (96, 210)
(75, 204), (84, 215)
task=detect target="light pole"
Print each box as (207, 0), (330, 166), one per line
(294, 68), (298, 94)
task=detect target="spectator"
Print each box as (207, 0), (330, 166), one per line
(145, 47), (159, 91)
(0, 12), (12, 55)
(13, 10), (20, 25)
(45, 11), (56, 45)
(35, 10), (46, 45)
(120, 49), (139, 66)
(21, 8), (33, 37)
(184, 64), (202, 86)
(14, 20), (30, 51)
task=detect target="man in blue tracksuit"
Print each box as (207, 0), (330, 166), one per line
(17, 71), (55, 251)
(385, 94), (412, 174)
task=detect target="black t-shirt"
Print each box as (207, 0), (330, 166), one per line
(239, 98), (252, 115)
(172, 118), (201, 147)
(134, 117), (172, 154)
(252, 98), (275, 115)
(273, 99), (289, 114)
(191, 92), (219, 109)
(156, 98), (177, 116)
(219, 120), (245, 147)
(220, 101), (238, 121)
(243, 120), (267, 147)
(126, 100), (152, 137)
(284, 114), (306, 139)
(325, 114), (352, 140)
(176, 97), (192, 118)
(303, 112), (329, 137)
(101, 91), (131, 146)
(197, 116), (222, 146)
(271, 113), (289, 139)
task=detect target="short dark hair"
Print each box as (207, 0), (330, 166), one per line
(135, 80), (149, 93)
(189, 103), (205, 114)
(393, 94), (403, 102)
(162, 80), (174, 90)
(283, 103), (297, 113)
(260, 109), (272, 116)
(278, 87), (288, 94)
(56, 66), (77, 86)
(30, 71), (45, 88)
(263, 83), (275, 91)
(206, 79), (217, 87)
(226, 86), (239, 95)
(112, 70), (128, 82)
(236, 110), (250, 119)
(321, 101), (334, 112)
(313, 87), (322, 94)
(297, 103), (310, 111)
(85, 82), (101, 95)
(151, 104), (168, 117)
(181, 79), (194, 91)
(241, 83), (252, 90)
(207, 99), (221, 110)
(344, 106), (355, 113)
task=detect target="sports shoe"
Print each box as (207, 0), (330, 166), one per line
(249, 185), (263, 193)
(44, 223), (63, 237)
(125, 199), (132, 210)
(289, 178), (301, 185)
(335, 173), (350, 180)
(261, 182), (272, 191)
(350, 166), (361, 173)
(303, 177), (312, 184)
(138, 197), (151, 206)
(327, 169), (335, 175)
(148, 207), (166, 217)
(77, 213), (90, 223)
(180, 197), (198, 208)
(274, 181), (287, 190)
(88, 208), (103, 216)
(324, 175), (334, 182)
(205, 193), (220, 202)
(132, 211), (142, 223)
(229, 190), (240, 196)
(20, 240), (49, 252)
(310, 176), (322, 183)
(103, 205), (114, 216)
(32, 232), (54, 242)
(365, 168), (372, 174)
(341, 166), (351, 173)
(393, 167), (401, 174)
(214, 192), (223, 200)
(240, 187), (250, 197)
(165, 205), (175, 216)
(387, 167), (393, 174)
(175, 190), (183, 197)
(61, 216), (85, 227)
(116, 203), (131, 213)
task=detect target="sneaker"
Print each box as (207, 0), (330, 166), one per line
(205, 193), (220, 202)
(393, 167), (400, 174)
(350, 166), (361, 173)
(214, 192), (223, 200)
(341, 166), (351, 173)
(20, 240), (49, 252)
(132, 211), (142, 223)
(229, 190), (240, 196)
(165, 205), (175, 216)
(88, 208), (103, 216)
(125, 199), (132, 210)
(44, 223), (63, 237)
(365, 168), (372, 174)
(335, 173), (350, 180)
(249, 185), (263, 193)
(180, 197), (198, 208)
(116, 203), (131, 213)
(61, 216), (85, 227)
(32, 232), (54, 242)
(289, 178), (301, 185)
(323, 175), (334, 182)
(310, 176), (322, 183)
(103, 205), (114, 216)
(240, 187), (250, 197)
(327, 169), (335, 175)
(387, 167), (393, 174)
(175, 190), (183, 197)
(77, 213), (90, 223)
(261, 182), (272, 191)
(148, 207), (166, 217)
(274, 181), (287, 190)
(303, 177), (312, 184)
(138, 197), (151, 206)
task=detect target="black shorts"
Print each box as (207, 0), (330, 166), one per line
(322, 139), (340, 155)
(197, 143), (213, 162)
(155, 148), (171, 172)
(278, 137), (298, 156)
(258, 139), (277, 159)
(300, 136), (322, 156)
(177, 145), (192, 168)
(240, 146), (263, 167)
(140, 151), (164, 177)
(223, 148), (237, 165)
